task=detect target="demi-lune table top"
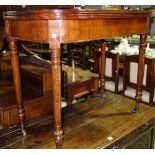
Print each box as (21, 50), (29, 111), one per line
(3, 9), (151, 148)
(3, 9), (150, 45)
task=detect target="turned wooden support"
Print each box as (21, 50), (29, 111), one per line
(114, 53), (120, 94)
(134, 34), (147, 111)
(9, 39), (26, 136)
(100, 42), (106, 94)
(50, 45), (63, 148)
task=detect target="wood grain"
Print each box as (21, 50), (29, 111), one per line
(0, 92), (155, 149)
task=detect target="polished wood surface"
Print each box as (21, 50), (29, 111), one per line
(20, 55), (53, 96)
(134, 34), (147, 111)
(0, 92), (155, 149)
(3, 10), (150, 43)
(9, 39), (26, 136)
(0, 53), (52, 128)
(21, 54), (99, 105)
(62, 64), (98, 83)
(3, 9), (151, 148)
(0, 70), (53, 127)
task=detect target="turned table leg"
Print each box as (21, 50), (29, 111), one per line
(133, 34), (147, 112)
(50, 46), (63, 148)
(9, 39), (26, 136)
(100, 42), (106, 94)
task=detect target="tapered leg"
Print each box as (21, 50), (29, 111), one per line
(132, 34), (147, 112)
(9, 39), (26, 136)
(100, 42), (106, 94)
(50, 46), (63, 148)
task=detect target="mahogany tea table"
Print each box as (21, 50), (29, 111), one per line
(3, 9), (151, 148)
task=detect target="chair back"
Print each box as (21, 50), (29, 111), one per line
(91, 42), (121, 93)
(129, 62), (147, 86)
(104, 51), (120, 93)
(105, 51), (119, 81)
(123, 54), (155, 105)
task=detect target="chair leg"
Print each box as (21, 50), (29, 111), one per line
(149, 92), (154, 106)
(65, 86), (74, 106)
(66, 98), (74, 106)
(133, 34), (147, 112)
(93, 79), (99, 95)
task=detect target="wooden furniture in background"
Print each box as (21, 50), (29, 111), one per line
(91, 42), (123, 94)
(104, 51), (123, 93)
(67, 42), (90, 70)
(0, 52), (99, 127)
(20, 55), (52, 96)
(3, 9), (150, 148)
(123, 55), (155, 106)
(0, 83), (53, 128)
(0, 54), (54, 128)
(21, 55), (99, 106)
(61, 64), (99, 105)
(88, 40), (104, 73)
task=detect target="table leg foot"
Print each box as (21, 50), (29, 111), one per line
(101, 92), (105, 98)
(93, 92), (105, 98)
(133, 91), (141, 113)
(21, 124), (26, 136)
(132, 104), (139, 113)
(54, 130), (63, 149)
(66, 101), (73, 107)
